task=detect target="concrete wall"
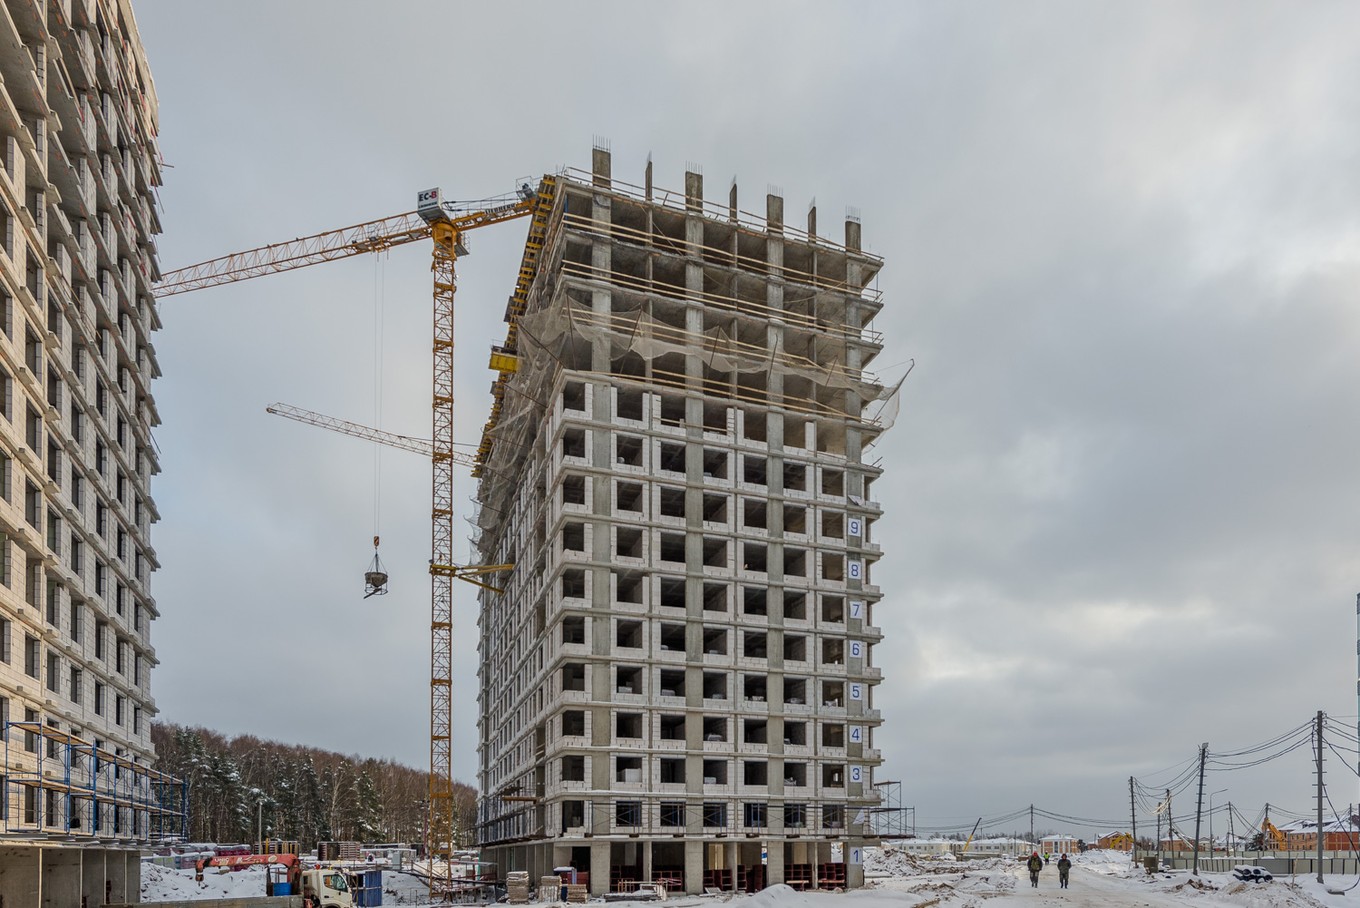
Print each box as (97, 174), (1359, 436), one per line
(0, 844), (142, 907)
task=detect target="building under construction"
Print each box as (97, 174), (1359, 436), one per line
(472, 148), (891, 894)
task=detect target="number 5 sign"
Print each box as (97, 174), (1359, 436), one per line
(849, 682), (864, 701)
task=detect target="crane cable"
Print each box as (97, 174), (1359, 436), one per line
(373, 252), (387, 543)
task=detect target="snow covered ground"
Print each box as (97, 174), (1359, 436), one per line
(140, 849), (1355, 907)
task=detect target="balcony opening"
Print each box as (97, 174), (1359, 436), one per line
(616, 713), (643, 740)
(822, 469), (846, 497)
(562, 474), (586, 505)
(783, 504), (807, 534)
(660, 758), (686, 784)
(702, 627), (727, 656)
(562, 428), (586, 459)
(562, 710), (586, 736)
(702, 493), (728, 523)
(702, 671), (728, 700)
(659, 714), (685, 741)
(659, 441), (686, 473)
(616, 756), (643, 783)
(783, 416), (806, 449)
(742, 411), (766, 442)
(821, 595), (845, 623)
(617, 388), (644, 421)
(562, 755), (585, 781)
(742, 719), (768, 745)
(561, 616), (585, 645)
(660, 394), (686, 427)
(783, 462), (807, 492)
(783, 636), (807, 663)
(562, 380), (586, 412)
(702, 716), (727, 742)
(616, 434), (643, 467)
(616, 571), (644, 604)
(659, 577), (686, 610)
(659, 533), (686, 564)
(617, 481), (643, 513)
(616, 527), (642, 559)
(562, 663), (585, 692)
(563, 800), (586, 828)
(743, 762), (769, 788)
(742, 543), (767, 573)
(616, 666), (642, 695)
(659, 669), (686, 698)
(563, 522), (585, 552)
(822, 553), (845, 582)
(659, 623), (686, 653)
(742, 498), (767, 530)
(822, 511), (845, 539)
(703, 402), (727, 433)
(785, 721), (808, 746)
(702, 538), (727, 568)
(784, 591), (807, 620)
(703, 448), (728, 480)
(742, 632), (767, 660)
(703, 583), (728, 612)
(822, 681), (845, 708)
(784, 548), (807, 577)
(784, 677), (808, 705)
(659, 487), (686, 519)
(616, 620), (643, 648)
(742, 587), (767, 616)
(742, 456), (767, 485)
(822, 764), (845, 788)
(616, 799), (643, 825)
(702, 761), (728, 786)
(743, 675), (767, 702)
(822, 638), (845, 666)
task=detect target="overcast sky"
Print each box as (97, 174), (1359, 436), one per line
(132, 2), (1360, 839)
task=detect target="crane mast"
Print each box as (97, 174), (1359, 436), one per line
(157, 181), (553, 902)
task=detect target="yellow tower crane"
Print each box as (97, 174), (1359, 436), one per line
(157, 177), (558, 899)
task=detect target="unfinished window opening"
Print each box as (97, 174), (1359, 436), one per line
(562, 381), (586, 412)
(703, 716), (727, 742)
(616, 620), (643, 648)
(659, 623), (686, 653)
(822, 511), (845, 539)
(659, 394), (686, 427)
(742, 632), (768, 660)
(784, 547), (807, 577)
(616, 666), (642, 695)
(562, 428), (586, 459)
(659, 577), (686, 610)
(742, 543), (767, 573)
(822, 553), (845, 581)
(864, 474), (876, 500)
(658, 442), (686, 474)
(783, 505), (807, 535)
(659, 533), (685, 564)
(615, 527), (643, 559)
(616, 713), (643, 739)
(562, 755), (585, 781)
(702, 627), (727, 655)
(615, 571), (644, 604)
(785, 721), (808, 745)
(703, 583), (729, 612)
(784, 636), (807, 663)
(821, 595), (845, 623)
(742, 498), (767, 530)
(659, 669), (686, 698)
(703, 761), (728, 787)
(659, 714), (685, 740)
(659, 486), (686, 519)
(823, 804), (846, 829)
(703, 448), (729, 480)
(617, 481), (643, 513)
(616, 799), (643, 826)
(742, 411), (766, 442)
(783, 416), (807, 449)
(816, 422), (847, 456)
(562, 710), (586, 736)
(743, 675), (767, 702)
(784, 591), (808, 620)
(783, 462), (807, 492)
(743, 719), (768, 745)
(562, 522), (585, 552)
(821, 468), (845, 497)
(616, 388), (644, 421)
(615, 756), (643, 783)
(822, 764), (845, 788)
(562, 570), (585, 599)
(563, 800), (586, 827)
(742, 587), (768, 616)
(785, 678), (809, 707)
(743, 762), (769, 787)
(702, 671), (728, 700)
(660, 802), (685, 827)
(822, 638), (845, 665)
(822, 681), (845, 708)
(561, 474), (586, 506)
(659, 758), (686, 784)
(561, 616), (585, 645)
(703, 402), (728, 433)
(785, 762), (808, 788)
(743, 455), (767, 486)
(702, 537), (727, 568)
(615, 434), (643, 467)
(562, 663), (585, 692)
(702, 493), (728, 523)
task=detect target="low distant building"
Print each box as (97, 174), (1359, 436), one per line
(1097, 832), (1133, 851)
(1040, 835), (1079, 856)
(1280, 817), (1360, 852)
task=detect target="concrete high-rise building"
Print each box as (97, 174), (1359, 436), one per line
(474, 149), (888, 894)
(0, 1), (181, 902)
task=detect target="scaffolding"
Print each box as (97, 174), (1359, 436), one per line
(870, 781), (913, 839)
(2, 722), (187, 843)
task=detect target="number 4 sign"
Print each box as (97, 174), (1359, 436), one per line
(849, 725), (863, 743)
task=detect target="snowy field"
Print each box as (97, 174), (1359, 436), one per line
(141, 849), (1353, 908)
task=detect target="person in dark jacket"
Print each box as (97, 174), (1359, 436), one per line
(1057, 853), (1072, 888)
(1026, 851), (1043, 887)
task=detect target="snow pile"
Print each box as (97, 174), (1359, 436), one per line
(1073, 848), (1142, 877)
(142, 862), (270, 901)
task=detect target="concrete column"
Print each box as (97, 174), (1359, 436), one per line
(0, 846), (41, 907)
(767, 840), (785, 885)
(590, 842), (610, 895)
(684, 840), (704, 894)
(642, 843), (653, 884)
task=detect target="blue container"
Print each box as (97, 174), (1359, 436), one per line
(353, 869), (383, 906)
(274, 882), (293, 896)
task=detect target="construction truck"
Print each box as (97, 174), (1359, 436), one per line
(195, 853), (354, 907)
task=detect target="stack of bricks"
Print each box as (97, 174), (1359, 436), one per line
(507, 870), (530, 903)
(566, 884), (589, 903)
(540, 875), (564, 901)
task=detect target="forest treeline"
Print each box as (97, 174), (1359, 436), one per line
(152, 722), (476, 847)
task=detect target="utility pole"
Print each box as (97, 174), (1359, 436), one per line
(1130, 777), (1138, 865)
(1228, 802), (1234, 855)
(1192, 742), (1207, 875)
(1317, 709), (1325, 883)
(1030, 804), (1034, 849)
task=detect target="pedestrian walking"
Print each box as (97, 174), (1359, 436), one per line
(1057, 853), (1072, 889)
(1026, 851), (1043, 888)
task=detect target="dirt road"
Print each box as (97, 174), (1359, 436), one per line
(1010, 862), (1203, 908)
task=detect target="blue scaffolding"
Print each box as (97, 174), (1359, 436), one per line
(2, 721), (187, 842)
